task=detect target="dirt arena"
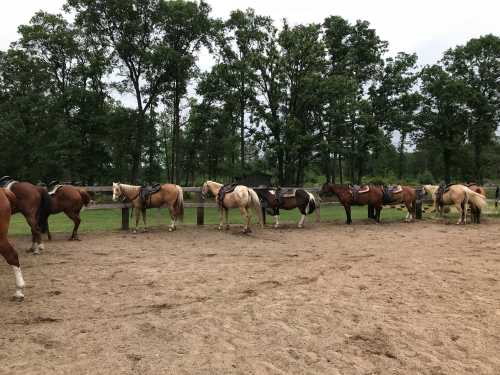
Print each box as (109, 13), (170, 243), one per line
(1, 220), (500, 375)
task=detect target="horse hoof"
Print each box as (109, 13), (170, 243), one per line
(168, 228), (173, 232)
(274, 225), (279, 229)
(11, 294), (24, 302)
(33, 250), (41, 256)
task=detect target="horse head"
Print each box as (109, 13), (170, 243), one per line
(319, 182), (333, 197)
(112, 182), (122, 202)
(200, 182), (209, 200)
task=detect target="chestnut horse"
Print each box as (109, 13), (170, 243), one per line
(320, 183), (384, 224)
(383, 185), (417, 222)
(465, 183), (487, 224)
(112, 183), (184, 233)
(0, 188), (26, 300)
(46, 185), (92, 240)
(0, 178), (51, 254)
(201, 181), (263, 233)
(255, 188), (317, 228)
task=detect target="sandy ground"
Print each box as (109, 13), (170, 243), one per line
(1, 219), (500, 375)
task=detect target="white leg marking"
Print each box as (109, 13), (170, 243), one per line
(274, 215), (280, 229)
(13, 266), (25, 299)
(298, 214), (306, 228)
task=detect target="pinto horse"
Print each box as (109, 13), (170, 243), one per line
(423, 184), (487, 224)
(320, 183), (384, 224)
(0, 178), (51, 254)
(112, 182), (184, 233)
(201, 181), (263, 233)
(46, 185), (92, 240)
(255, 187), (317, 228)
(0, 188), (26, 300)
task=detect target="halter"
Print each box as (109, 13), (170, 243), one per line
(116, 183), (139, 203)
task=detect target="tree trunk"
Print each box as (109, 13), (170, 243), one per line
(171, 82), (181, 184)
(239, 94), (245, 172)
(473, 140), (482, 184)
(131, 112), (146, 184)
(398, 131), (406, 180)
(443, 148), (451, 184)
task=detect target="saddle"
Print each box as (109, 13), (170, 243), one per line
(49, 185), (64, 196)
(217, 183), (238, 209)
(436, 183), (455, 207)
(139, 184), (162, 208)
(0, 176), (15, 188)
(382, 185), (403, 204)
(350, 184), (370, 203)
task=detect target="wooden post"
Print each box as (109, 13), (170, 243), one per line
(197, 192), (204, 226)
(121, 207), (129, 230)
(415, 187), (423, 220)
(261, 206), (267, 225)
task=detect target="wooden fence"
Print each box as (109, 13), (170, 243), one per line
(84, 186), (442, 230)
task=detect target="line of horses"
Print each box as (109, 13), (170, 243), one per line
(0, 177), (494, 301)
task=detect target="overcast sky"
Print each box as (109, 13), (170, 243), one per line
(1, 0), (499, 68)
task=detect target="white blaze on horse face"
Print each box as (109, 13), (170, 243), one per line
(112, 183), (120, 201)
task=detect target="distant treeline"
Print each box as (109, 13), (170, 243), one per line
(1, 0), (499, 186)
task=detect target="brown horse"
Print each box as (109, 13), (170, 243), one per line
(0, 188), (26, 300)
(112, 182), (184, 233)
(0, 178), (51, 254)
(46, 185), (92, 240)
(201, 181), (263, 233)
(255, 187), (318, 228)
(320, 183), (384, 224)
(465, 183), (487, 224)
(382, 185), (417, 222)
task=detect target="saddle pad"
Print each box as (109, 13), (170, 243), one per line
(389, 185), (403, 194)
(358, 186), (370, 194)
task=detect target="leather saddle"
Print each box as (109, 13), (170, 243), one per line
(382, 185), (403, 204)
(436, 183), (455, 207)
(0, 176), (15, 188)
(350, 184), (370, 203)
(217, 183), (238, 208)
(139, 183), (162, 208)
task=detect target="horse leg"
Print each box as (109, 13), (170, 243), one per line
(133, 207), (141, 233)
(240, 207), (251, 233)
(0, 240), (25, 300)
(375, 206), (382, 223)
(455, 202), (465, 225)
(27, 214), (42, 254)
(66, 211), (81, 241)
(298, 208), (306, 228)
(345, 205), (352, 224)
(274, 215), (280, 229)
(218, 209), (224, 230)
(404, 201), (413, 222)
(225, 208), (229, 230)
(141, 209), (147, 232)
(169, 206), (176, 232)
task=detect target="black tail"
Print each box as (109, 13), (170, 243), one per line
(37, 189), (51, 233)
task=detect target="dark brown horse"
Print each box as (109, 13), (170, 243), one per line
(0, 178), (51, 254)
(465, 183), (487, 224)
(0, 188), (26, 300)
(255, 188), (317, 228)
(46, 185), (92, 240)
(320, 183), (384, 224)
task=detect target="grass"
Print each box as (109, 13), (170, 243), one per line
(8, 203), (500, 236)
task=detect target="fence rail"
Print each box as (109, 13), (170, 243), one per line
(83, 185), (497, 230)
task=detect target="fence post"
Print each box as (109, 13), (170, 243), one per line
(261, 206), (267, 225)
(121, 207), (129, 230)
(197, 192), (204, 225)
(415, 187), (423, 220)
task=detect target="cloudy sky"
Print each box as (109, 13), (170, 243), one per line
(1, 0), (499, 67)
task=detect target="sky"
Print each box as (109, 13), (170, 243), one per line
(1, 0), (499, 68)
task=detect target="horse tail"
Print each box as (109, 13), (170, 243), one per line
(78, 188), (91, 207)
(464, 187), (487, 210)
(248, 188), (264, 228)
(175, 185), (184, 222)
(37, 188), (51, 234)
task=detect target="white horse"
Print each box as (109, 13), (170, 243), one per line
(201, 181), (263, 233)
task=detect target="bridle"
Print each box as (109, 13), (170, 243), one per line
(115, 183), (139, 203)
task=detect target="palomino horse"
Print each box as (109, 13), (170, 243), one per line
(255, 187), (317, 228)
(46, 185), (93, 240)
(382, 185), (417, 222)
(320, 183), (385, 224)
(0, 188), (26, 300)
(112, 183), (184, 233)
(465, 183), (487, 224)
(423, 184), (487, 224)
(0, 177), (51, 254)
(201, 181), (263, 233)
